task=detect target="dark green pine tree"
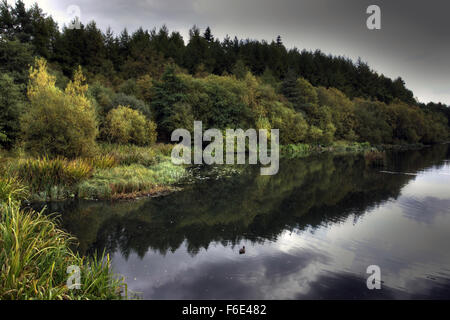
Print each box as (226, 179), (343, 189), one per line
(276, 35), (283, 46)
(0, 0), (15, 39)
(183, 25), (208, 73)
(281, 68), (302, 110)
(0, 73), (25, 149)
(104, 27), (120, 68)
(28, 4), (59, 59)
(0, 39), (34, 84)
(11, 0), (32, 43)
(82, 21), (107, 73)
(151, 65), (186, 141)
(203, 26), (213, 42)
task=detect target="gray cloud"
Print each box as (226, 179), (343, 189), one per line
(25, 0), (450, 104)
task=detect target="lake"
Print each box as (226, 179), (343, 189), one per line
(42, 144), (450, 299)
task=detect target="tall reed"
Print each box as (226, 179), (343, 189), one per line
(9, 157), (93, 197)
(0, 200), (126, 299)
(0, 177), (28, 204)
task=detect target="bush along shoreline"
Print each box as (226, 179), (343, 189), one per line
(0, 178), (126, 300)
(280, 141), (427, 158)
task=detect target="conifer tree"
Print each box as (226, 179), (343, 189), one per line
(281, 69), (302, 110)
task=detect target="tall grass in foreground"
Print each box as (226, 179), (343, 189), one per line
(0, 178), (126, 300)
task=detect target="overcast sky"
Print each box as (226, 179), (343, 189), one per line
(22, 0), (450, 105)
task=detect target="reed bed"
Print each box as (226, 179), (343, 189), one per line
(86, 154), (118, 170)
(9, 157), (93, 192)
(77, 161), (187, 200)
(1, 143), (182, 201)
(99, 143), (160, 167)
(0, 179), (126, 299)
(98, 143), (173, 166)
(0, 177), (28, 205)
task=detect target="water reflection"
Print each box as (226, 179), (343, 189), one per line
(43, 144), (450, 299)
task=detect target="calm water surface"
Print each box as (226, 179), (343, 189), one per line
(44, 144), (450, 299)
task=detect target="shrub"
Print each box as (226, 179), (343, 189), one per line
(105, 106), (157, 146)
(89, 83), (114, 110)
(110, 93), (152, 120)
(297, 77), (319, 107)
(269, 104), (309, 144)
(118, 78), (138, 96)
(303, 105), (336, 145)
(21, 59), (98, 158)
(88, 82), (115, 116)
(354, 98), (393, 144)
(136, 74), (154, 101)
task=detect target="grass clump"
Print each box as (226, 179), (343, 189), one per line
(0, 177), (28, 204)
(99, 143), (160, 167)
(77, 159), (187, 200)
(0, 203), (126, 299)
(1, 143), (180, 201)
(152, 143), (174, 157)
(86, 154), (118, 170)
(0, 179), (126, 300)
(7, 157), (93, 200)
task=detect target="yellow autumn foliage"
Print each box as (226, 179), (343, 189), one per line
(21, 58), (99, 158)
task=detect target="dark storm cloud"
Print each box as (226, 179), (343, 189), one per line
(26, 0), (450, 104)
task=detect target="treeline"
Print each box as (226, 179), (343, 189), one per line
(0, 0), (449, 156)
(1, 0), (416, 103)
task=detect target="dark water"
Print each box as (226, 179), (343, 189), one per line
(43, 144), (450, 299)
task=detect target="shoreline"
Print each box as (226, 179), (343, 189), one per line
(20, 141), (443, 204)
